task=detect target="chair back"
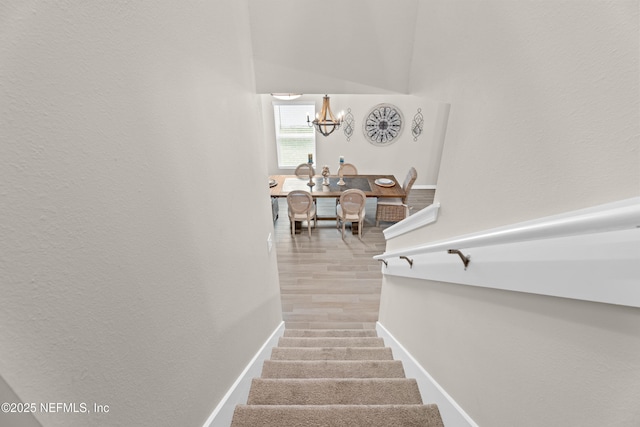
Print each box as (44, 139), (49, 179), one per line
(340, 163), (358, 175)
(401, 167), (418, 203)
(295, 163), (314, 178)
(287, 190), (314, 216)
(339, 189), (366, 216)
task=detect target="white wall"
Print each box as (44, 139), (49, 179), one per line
(380, 1), (640, 426)
(0, 376), (41, 427)
(0, 2), (282, 427)
(248, 0), (420, 94)
(405, 0), (640, 242)
(262, 94), (443, 186)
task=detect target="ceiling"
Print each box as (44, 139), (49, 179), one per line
(247, 0), (420, 95)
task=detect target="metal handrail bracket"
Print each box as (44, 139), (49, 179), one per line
(447, 249), (471, 270)
(399, 256), (413, 268)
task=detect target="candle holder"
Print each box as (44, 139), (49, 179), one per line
(308, 162), (315, 187)
(338, 165), (345, 186)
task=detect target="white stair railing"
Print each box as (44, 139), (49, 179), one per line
(374, 197), (640, 308)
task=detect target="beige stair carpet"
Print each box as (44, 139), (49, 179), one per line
(270, 346), (394, 360)
(231, 329), (444, 427)
(232, 405), (444, 427)
(278, 336), (385, 347)
(283, 329), (378, 337)
(261, 360), (406, 379)
(247, 378), (423, 405)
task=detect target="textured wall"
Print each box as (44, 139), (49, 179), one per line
(380, 1), (640, 426)
(379, 277), (640, 427)
(248, 0), (420, 94)
(0, 1), (282, 426)
(403, 0), (639, 244)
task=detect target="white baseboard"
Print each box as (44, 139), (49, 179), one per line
(413, 184), (437, 190)
(203, 321), (285, 427)
(376, 322), (478, 427)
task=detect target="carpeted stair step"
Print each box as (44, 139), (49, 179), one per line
(247, 378), (423, 405)
(230, 329), (445, 426)
(271, 346), (394, 360)
(278, 336), (385, 348)
(261, 360), (406, 379)
(230, 404), (445, 427)
(283, 329), (377, 337)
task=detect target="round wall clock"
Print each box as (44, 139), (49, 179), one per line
(363, 103), (404, 146)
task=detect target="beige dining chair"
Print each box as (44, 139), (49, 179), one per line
(295, 163), (315, 187)
(295, 163), (315, 178)
(375, 167), (417, 227)
(339, 163), (358, 175)
(336, 188), (366, 239)
(287, 190), (316, 237)
(335, 163), (359, 205)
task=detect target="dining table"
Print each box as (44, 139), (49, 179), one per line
(269, 174), (406, 233)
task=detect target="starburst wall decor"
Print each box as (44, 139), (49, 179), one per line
(363, 103), (403, 146)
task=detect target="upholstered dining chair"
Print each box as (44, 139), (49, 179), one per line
(339, 163), (358, 175)
(287, 190), (316, 237)
(375, 167), (417, 227)
(295, 163), (315, 187)
(295, 163), (315, 178)
(335, 163), (359, 205)
(336, 188), (366, 239)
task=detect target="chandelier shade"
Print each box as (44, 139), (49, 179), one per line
(270, 93), (302, 100)
(308, 95), (342, 137)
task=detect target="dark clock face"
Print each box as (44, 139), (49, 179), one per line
(363, 104), (403, 145)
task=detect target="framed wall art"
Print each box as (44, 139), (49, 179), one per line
(363, 103), (404, 146)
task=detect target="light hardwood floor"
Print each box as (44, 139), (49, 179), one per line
(273, 189), (435, 330)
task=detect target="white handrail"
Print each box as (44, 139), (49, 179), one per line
(383, 202), (440, 240)
(374, 197), (640, 261)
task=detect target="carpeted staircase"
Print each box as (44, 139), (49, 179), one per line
(231, 329), (444, 426)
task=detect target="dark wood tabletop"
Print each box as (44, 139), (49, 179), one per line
(269, 175), (405, 199)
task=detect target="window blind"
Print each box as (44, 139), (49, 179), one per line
(274, 103), (316, 169)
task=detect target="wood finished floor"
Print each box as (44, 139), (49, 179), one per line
(274, 189), (435, 330)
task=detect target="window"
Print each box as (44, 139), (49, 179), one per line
(273, 102), (316, 169)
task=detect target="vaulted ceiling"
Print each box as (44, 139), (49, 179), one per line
(247, 0), (420, 95)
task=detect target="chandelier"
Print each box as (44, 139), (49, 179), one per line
(308, 95), (343, 137)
